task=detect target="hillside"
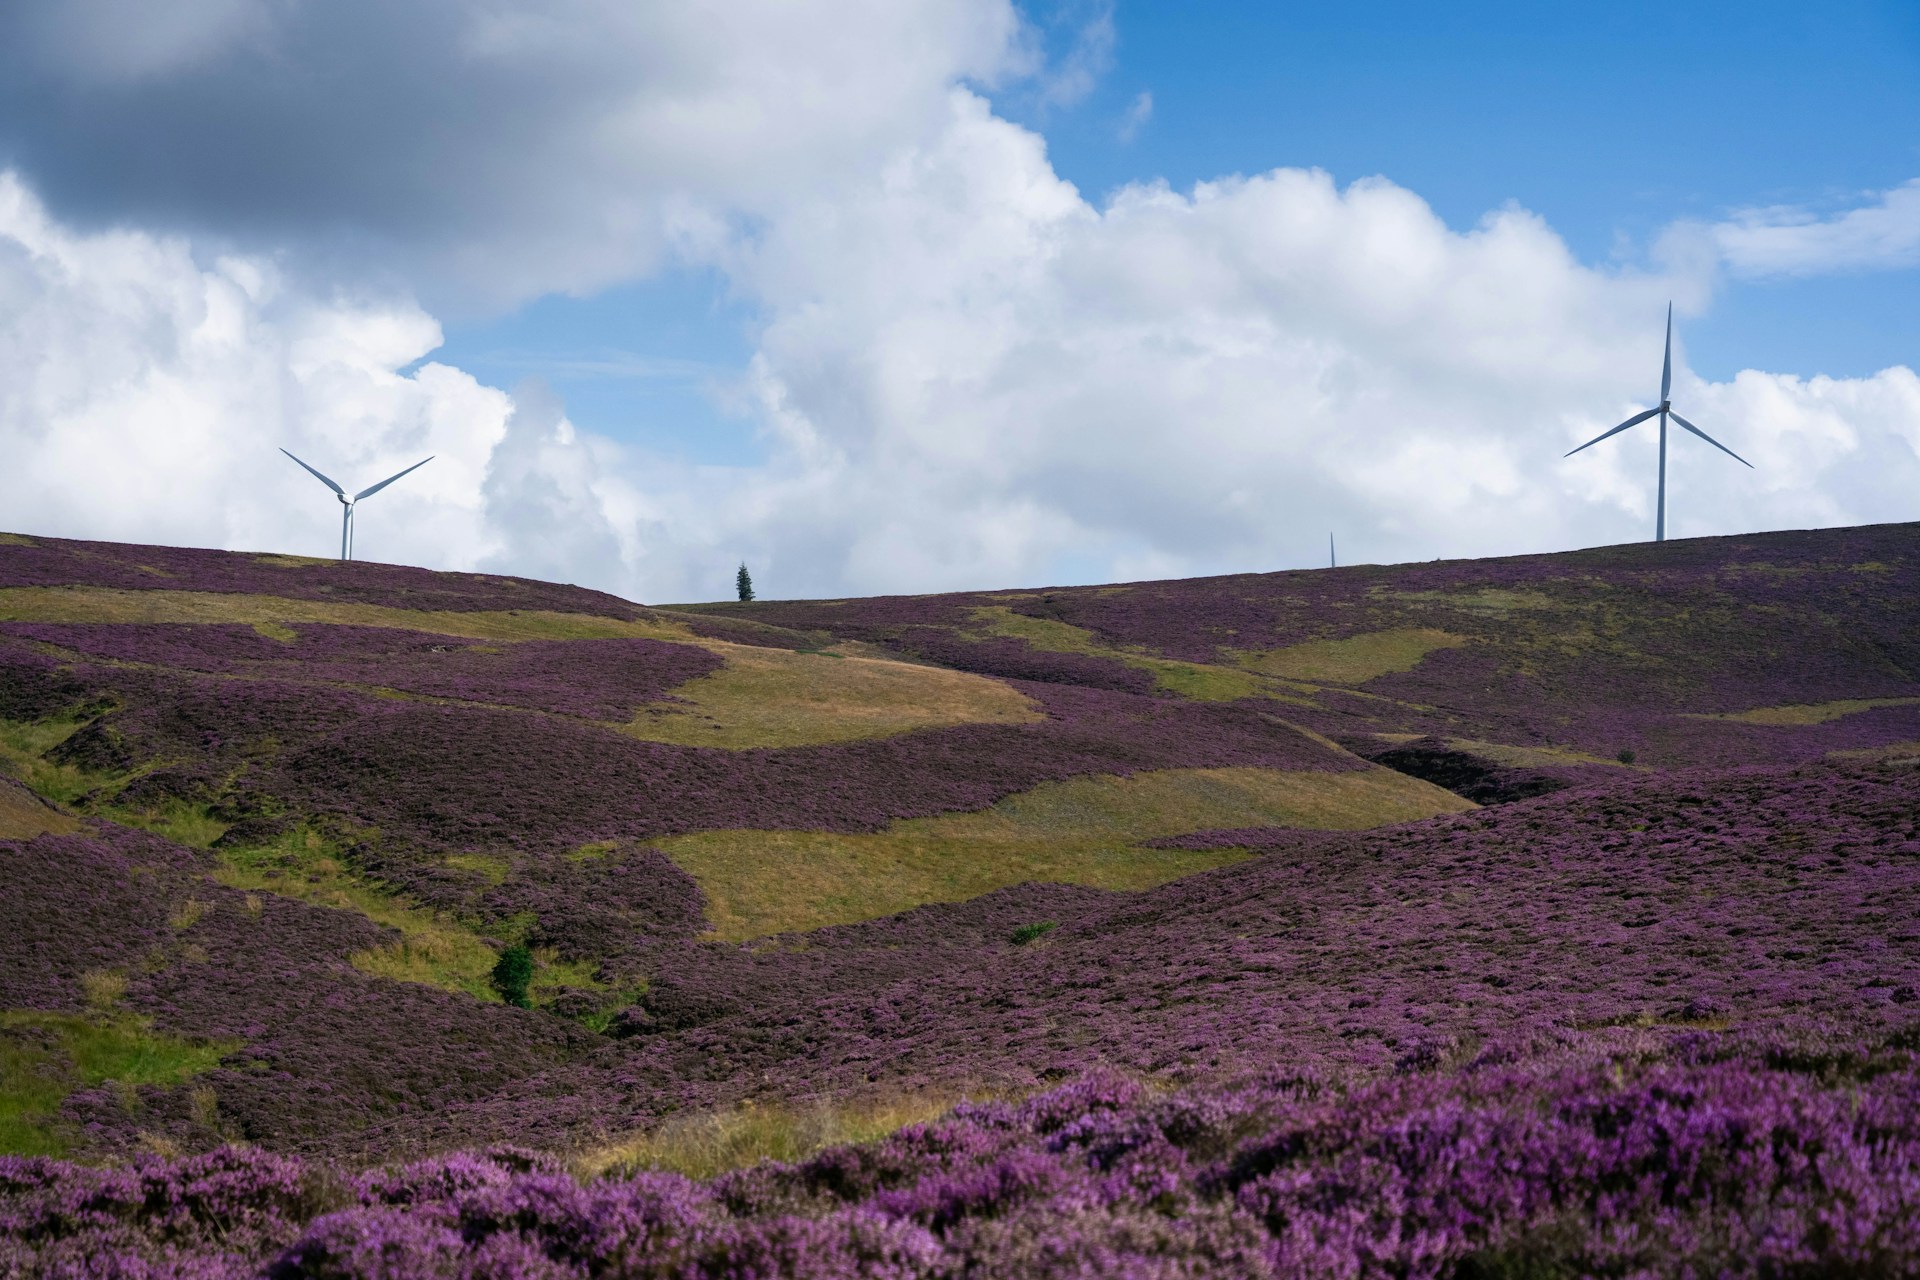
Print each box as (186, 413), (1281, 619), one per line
(2, 524), (1919, 1276)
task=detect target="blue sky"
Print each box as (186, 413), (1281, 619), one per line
(432, 0), (1920, 466)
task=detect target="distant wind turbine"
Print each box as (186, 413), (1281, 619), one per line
(280, 449), (433, 561)
(1565, 304), (1751, 542)
(1329, 533), (1336, 568)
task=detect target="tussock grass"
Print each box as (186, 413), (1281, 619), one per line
(107, 800), (231, 849)
(575, 1088), (1006, 1182)
(662, 765), (1474, 940)
(1234, 628), (1469, 685)
(0, 717), (117, 807)
(444, 852), (512, 885)
(1696, 697), (1920, 727)
(624, 641), (1042, 748)
(0, 1011), (236, 1157)
(213, 826), (503, 1002)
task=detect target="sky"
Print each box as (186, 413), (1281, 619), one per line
(0, 0), (1916, 602)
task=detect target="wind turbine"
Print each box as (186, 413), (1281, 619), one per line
(1565, 304), (1751, 542)
(280, 449), (433, 561)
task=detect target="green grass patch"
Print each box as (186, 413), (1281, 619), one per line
(0, 585), (688, 645)
(1233, 628), (1469, 685)
(0, 1011), (236, 1157)
(212, 825), (504, 1003)
(965, 605), (1303, 703)
(445, 852), (512, 885)
(0, 717), (119, 807)
(624, 641), (1042, 748)
(576, 1088), (1014, 1182)
(660, 765), (1474, 940)
(1693, 697), (1920, 727)
(104, 799), (231, 849)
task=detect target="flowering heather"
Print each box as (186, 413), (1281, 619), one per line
(406, 755), (1920, 1155)
(692, 521), (1920, 768)
(0, 825), (594, 1153)
(3, 622), (722, 720)
(3, 525), (1920, 1278)
(6, 1039), (1920, 1277)
(0, 533), (645, 618)
(270, 679), (1353, 855)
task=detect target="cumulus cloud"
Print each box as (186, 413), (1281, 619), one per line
(0, 172), (511, 570)
(1710, 180), (1920, 278)
(690, 94), (1920, 594)
(1, 4), (1916, 604)
(0, 0), (1026, 311)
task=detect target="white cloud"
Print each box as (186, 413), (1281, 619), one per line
(0, 0), (1029, 312)
(1, 11), (1917, 605)
(0, 172), (512, 569)
(1118, 91), (1153, 143)
(685, 95), (1920, 592)
(1709, 180), (1920, 278)
(1031, 0), (1116, 110)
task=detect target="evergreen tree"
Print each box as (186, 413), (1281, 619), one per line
(490, 943), (533, 1008)
(736, 562), (754, 602)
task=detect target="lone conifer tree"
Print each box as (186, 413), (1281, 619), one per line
(736, 562), (754, 602)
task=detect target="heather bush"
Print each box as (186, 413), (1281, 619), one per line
(8, 1041), (1920, 1275)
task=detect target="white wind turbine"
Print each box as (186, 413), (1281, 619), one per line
(280, 449), (433, 561)
(1565, 304), (1752, 542)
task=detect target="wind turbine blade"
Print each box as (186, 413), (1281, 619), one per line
(1669, 412), (1754, 468)
(1564, 406), (1660, 457)
(1660, 303), (1673, 403)
(353, 456), (434, 501)
(281, 448), (345, 497)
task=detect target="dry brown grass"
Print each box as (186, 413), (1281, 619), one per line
(0, 533), (35, 547)
(1695, 697), (1920, 727)
(1, 587), (1046, 749)
(574, 1087), (1017, 1182)
(966, 605), (1309, 703)
(660, 765), (1474, 940)
(1828, 738), (1920, 765)
(0, 780), (80, 839)
(624, 642), (1042, 748)
(0, 585), (687, 643)
(79, 969), (127, 1011)
(1234, 628), (1468, 685)
(1446, 738), (1636, 769)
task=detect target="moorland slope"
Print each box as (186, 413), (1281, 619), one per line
(2, 523), (1918, 1276)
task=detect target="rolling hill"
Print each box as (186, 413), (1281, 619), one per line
(1, 522), (1917, 1276)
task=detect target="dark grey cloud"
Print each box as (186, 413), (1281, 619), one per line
(0, 0), (1022, 310)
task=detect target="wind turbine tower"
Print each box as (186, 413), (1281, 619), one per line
(1565, 304), (1752, 542)
(280, 449), (434, 561)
